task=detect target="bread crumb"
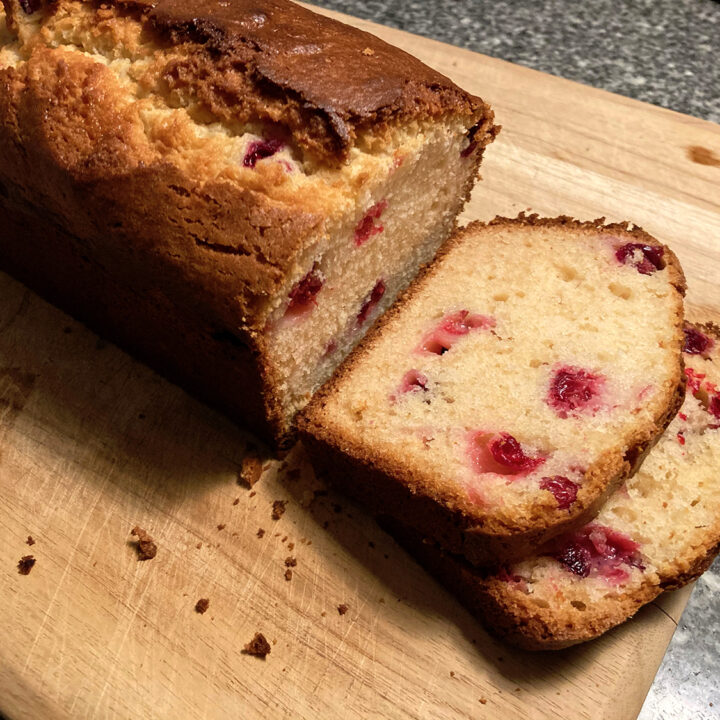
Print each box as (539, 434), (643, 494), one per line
(281, 535), (288, 543)
(321, 611), (326, 617)
(450, 671), (455, 677)
(26, 536), (35, 546)
(272, 500), (287, 520)
(284, 556), (297, 567)
(284, 569), (293, 581)
(243, 632), (271, 658)
(362, 47), (375, 56)
(17, 555), (35, 575)
(479, 698), (487, 705)
(257, 528), (265, 538)
(232, 498), (240, 506)
(337, 603), (348, 615)
(195, 598), (210, 614)
(131, 526), (157, 560)
(288, 542), (295, 551)
(238, 453), (263, 488)
(249, 491), (256, 498)
(196, 542), (202, 549)
(217, 524), (226, 531)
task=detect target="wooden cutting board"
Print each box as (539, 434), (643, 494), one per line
(2, 5), (720, 719)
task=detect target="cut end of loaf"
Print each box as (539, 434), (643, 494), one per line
(301, 215), (686, 556)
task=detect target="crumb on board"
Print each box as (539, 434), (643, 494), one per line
(288, 542), (295, 551)
(217, 524), (226, 531)
(233, 498), (240, 506)
(195, 598), (210, 614)
(271, 500), (287, 520)
(362, 46), (375, 56)
(284, 569), (293, 581)
(131, 526), (157, 560)
(450, 671), (455, 678)
(243, 632), (271, 658)
(321, 611), (326, 617)
(479, 698), (487, 705)
(257, 528), (265, 538)
(249, 491), (256, 498)
(196, 542), (202, 549)
(284, 557), (297, 567)
(17, 555), (35, 575)
(238, 453), (264, 488)
(26, 536), (35, 546)
(337, 604), (348, 616)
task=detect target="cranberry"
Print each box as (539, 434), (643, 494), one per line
(396, 369), (428, 394)
(356, 280), (386, 326)
(284, 266), (323, 319)
(683, 325), (714, 355)
(418, 310), (495, 355)
(709, 394), (720, 419)
(540, 476), (579, 509)
(547, 366), (604, 418)
(615, 243), (665, 275)
(243, 138), (283, 168)
(677, 432), (686, 446)
(469, 431), (545, 477)
(684, 367), (705, 394)
(354, 200), (388, 246)
(555, 542), (592, 578)
(550, 524), (644, 582)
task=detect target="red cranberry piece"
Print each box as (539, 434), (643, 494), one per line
(540, 476), (579, 510)
(683, 325), (715, 355)
(354, 200), (388, 246)
(550, 525), (644, 581)
(555, 542), (592, 578)
(418, 310), (495, 355)
(356, 280), (386, 326)
(398, 369), (428, 394)
(284, 266), (324, 319)
(243, 138), (284, 168)
(469, 432), (545, 477)
(709, 394), (720, 419)
(615, 243), (665, 275)
(547, 366), (604, 418)
(684, 367), (705, 394)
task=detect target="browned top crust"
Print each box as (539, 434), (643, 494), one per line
(4, 0), (494, 164)
(117, 0), (490, 162)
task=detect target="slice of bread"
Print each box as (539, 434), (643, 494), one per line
(300, 215), (686, 565)
(388, 321), (720, 649)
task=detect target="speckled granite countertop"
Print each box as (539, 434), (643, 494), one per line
(312, 1), (720, 718)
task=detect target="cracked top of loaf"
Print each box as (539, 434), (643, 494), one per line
(0, 0), (497, 327)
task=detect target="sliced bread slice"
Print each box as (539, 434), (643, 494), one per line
(300, 215), (686, 565)
(387, 321), (720, 649)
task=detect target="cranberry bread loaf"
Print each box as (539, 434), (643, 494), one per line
(391, 321), (720, 649)
(0, 0), (497, 445)
(300, 215), (686, 566)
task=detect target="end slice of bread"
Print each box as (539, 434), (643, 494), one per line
(300, 215), (687, 565)
(386, 320), (720, 649)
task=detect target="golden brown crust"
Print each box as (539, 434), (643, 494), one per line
(299, 215), (687, 565)
(3, 0), (497, 166)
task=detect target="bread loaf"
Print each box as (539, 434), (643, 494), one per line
(0, 0), (497, 444)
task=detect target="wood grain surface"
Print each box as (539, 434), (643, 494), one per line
(1, 5), (719, 719)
